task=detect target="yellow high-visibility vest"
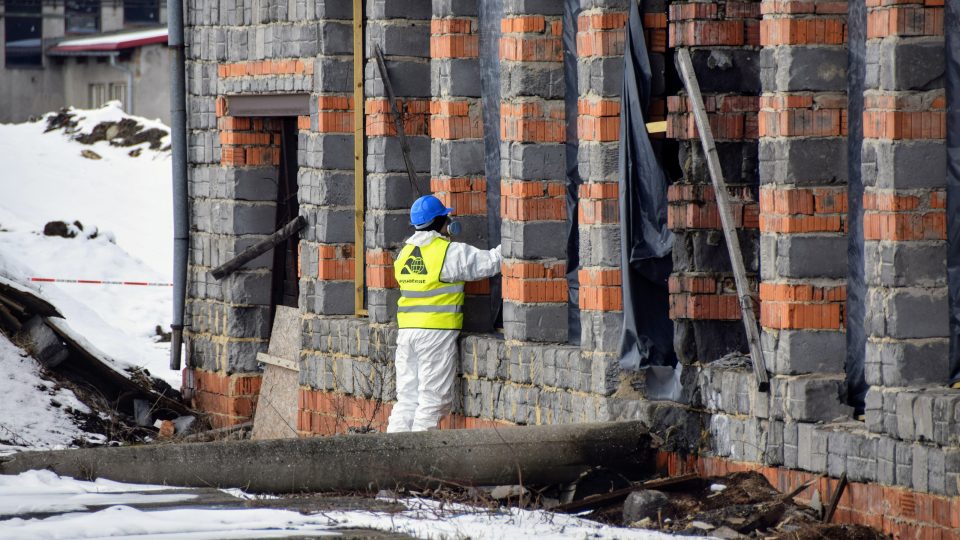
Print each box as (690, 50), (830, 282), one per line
(394, 236), (465, 330)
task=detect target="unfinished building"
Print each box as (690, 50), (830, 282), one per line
(179, 0), (960, 535)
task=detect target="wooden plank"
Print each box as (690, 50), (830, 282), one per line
(675, 48), (769, 392)
(823, 473), (847, 523)
(373, 44), (424, 198)
(211, 216), (305, 280)
(256, 352), (299, 371)
(353, 0), (366, 316)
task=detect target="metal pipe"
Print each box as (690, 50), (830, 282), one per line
(168, 0), (189, 372)
(107, 54), (134, 115)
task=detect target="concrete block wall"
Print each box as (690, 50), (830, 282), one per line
(429, 0), (495, 332)
(756, 0), (853, 421)
(498, 0), (570, 343)
(181, 0), (960, 509)
(665, 0), (762, 365)
(364, 0), (432, 324)
(576, 0), (628, 397)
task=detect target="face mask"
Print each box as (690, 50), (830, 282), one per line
(447, 220), (462, 236)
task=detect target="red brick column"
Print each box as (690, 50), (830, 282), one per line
(861, 0), (948, 386)
(499, 6), (570, 343)
(757, 0), (853, 420)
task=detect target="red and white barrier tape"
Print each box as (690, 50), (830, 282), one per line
(30, 277), (173, 287)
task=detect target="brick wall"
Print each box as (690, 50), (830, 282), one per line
(666, 0), (762, 366)
(181, 0), (960, 512)
(499, 1), (569, 343)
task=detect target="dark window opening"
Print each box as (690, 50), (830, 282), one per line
(271, 118), (301, 317)
(124, 0), (159, 25)
(66, 0), (101, 34)
(4, 0), (42, 68)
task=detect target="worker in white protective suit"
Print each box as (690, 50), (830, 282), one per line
(386, 194), (502, 432)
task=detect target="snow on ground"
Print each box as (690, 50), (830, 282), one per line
(0, 471), (709, 540)
(0, 335), (104, 455)
(0, 470), (194, 517)
(0, 102), (178, 386)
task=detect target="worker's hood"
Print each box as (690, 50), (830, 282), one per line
(405, 230), (443, 247)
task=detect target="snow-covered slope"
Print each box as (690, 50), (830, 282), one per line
(0, 335), (105, 454)
(0, 103), (179, 387)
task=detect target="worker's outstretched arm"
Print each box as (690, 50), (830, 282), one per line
(440, 243), (502, 282)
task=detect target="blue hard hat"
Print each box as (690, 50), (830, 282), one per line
(410, 195), (453, 227)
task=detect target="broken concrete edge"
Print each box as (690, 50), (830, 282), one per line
(0, 421), (652, 494)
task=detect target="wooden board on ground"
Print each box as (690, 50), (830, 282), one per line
(251, 306), (302, 440)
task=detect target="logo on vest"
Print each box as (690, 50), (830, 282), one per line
(399, 246), (428, 275)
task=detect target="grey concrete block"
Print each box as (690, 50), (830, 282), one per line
(319, 21), (353, 55)
(577, 56), (625, 97)
(760, 46), (848, 92)
(500, 63), (564, 100)
(865, 242), (947, 289)
(578, 224), (621, 266)
(590, 352), (620, 396)
(304, 207), (354, 244)
(231, 168), (279, 202)
(783, 375), (853, 423)
(366, 21), (430, 58)
(432, 59), (482, 98)
(865, 287), (949, 340)
(298, 169), (354, 207)
(365, 210), (411, 249)
(367, 173), (431, 211)
(302, 133), (355, 170)
(502, 220), (568, 259)
(502, 0), (565, 15)
(432, 139), (486, 176)
(229, 202), (278, 235)
(302, 280), (355, 315)
(673, 230), (759, 274)
(761, 328), (845, 375)
(865, 338), (950, 387)
(691, 48), (761, 94)
(225, 339), (268, 373)
(797, 422), (829, 473)
(862, 139), (947, 190)
(316, 0), (354, 19)
(222, 271), (273, 305)
(367, 287), (401, 323)
(503, 140), (566, 181)
(759, 138), (847, 186)
(367, 136), (431, 173)
(314, 58), (353, 93)
(504, 301), (569, 343)
(580, 310), (624, 353)
(761, 234), (847, 280)
(577, 141), (619, 183)
(680, 140), (760, 186)
(868, 38), (945, 92)
(432, 0), (479, 16)
(365, 59), (431, 98)
(367, 0), (431, 19)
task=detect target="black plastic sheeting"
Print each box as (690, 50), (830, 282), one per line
(478, 0), (504, 329)
(618, 0), (677, 374)
(845, 0), (869, 410)
(564, 0), (583, 345)
(946, 0), (960, 384)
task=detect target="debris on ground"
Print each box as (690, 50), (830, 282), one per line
(545, 470), (886, 540)
(45, 106), (169, 150)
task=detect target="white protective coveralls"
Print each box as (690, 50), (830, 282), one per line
(386, 230), (502, 432)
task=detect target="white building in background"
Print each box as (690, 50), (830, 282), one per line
(0, 0), (170, 124)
